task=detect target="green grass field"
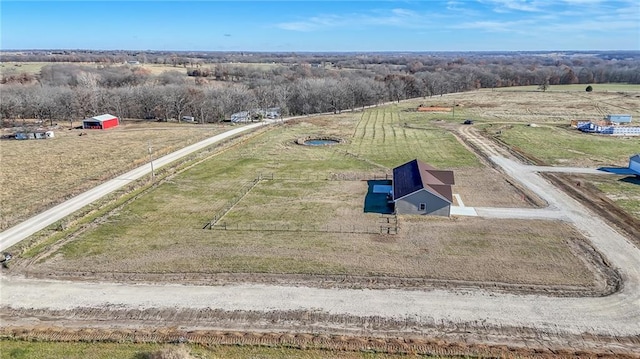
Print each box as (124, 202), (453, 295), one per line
(493, 124), (638, 166)
(21, 105), (599, 288)
(0, 341), (426, 359)
(486, 123), (640, 219)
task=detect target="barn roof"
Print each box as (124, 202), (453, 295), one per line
(393, 159), (454, 203)
(84, 114), (117, 122)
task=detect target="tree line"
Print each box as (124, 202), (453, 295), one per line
(1, 51), (639, 125)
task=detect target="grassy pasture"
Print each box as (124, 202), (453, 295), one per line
(0, 341), (419, 359)
(0, 61), (285, 78)
(493, 83), (640, 92)
(484, 123), (640, 219)
(27, 106), (598, 287)
(0, 121), (228, 229)
(0, 62), (49, 76)
(399, 86), (640, 125)
(491, 124), (638, 166)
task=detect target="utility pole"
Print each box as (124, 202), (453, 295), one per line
(452, 101), (455, 121)
(148, 140), (155, 182)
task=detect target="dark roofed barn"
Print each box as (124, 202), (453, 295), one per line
(392, 159), (455, 216)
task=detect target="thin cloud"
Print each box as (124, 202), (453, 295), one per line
(453, 19), (535, 32)
(482, 0), (542, 12)
(275, 7), (431, 32)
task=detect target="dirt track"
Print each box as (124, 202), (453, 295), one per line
(2, 124), (640, 355)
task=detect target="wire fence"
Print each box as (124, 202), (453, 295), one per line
(211, 214), (398, 235)
(254, 172), (392, 182)
(202, 174), (397, 233)
(202, 178), (262, 229)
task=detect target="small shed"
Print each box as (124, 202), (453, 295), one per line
(392, 159), (455, 216)
(630, 154), (640, 175)
(83, 114), (119, 130)
(606, 114), (632, 124)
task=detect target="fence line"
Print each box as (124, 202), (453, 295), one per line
(203, 175), (397, 233)
(202, 177), (262, 229)
(254, 172), (392, 182)
(210, 214), (398, 235)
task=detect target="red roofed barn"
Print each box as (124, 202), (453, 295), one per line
(392, 159), (455, 216)
(82, 114), (119, 130)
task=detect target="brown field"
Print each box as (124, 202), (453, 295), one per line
(409, 88), (640, 124)
(6, 88), (634, 293)
(0, 120), (228, 229)
(24, 176), (601, 291)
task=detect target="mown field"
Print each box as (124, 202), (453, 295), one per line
(22, 105), (599, 288)
(0, 121), (227, 229)
(403, 85), (640, 219)
(494, 83), (640, 93)
(0, 341), (422, 359)
(478, 115), (639, 219)
(0, 61), (286, 77)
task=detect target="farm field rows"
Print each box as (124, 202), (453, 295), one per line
(14, 104), (607, 291)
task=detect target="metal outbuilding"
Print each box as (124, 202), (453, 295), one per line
(606, 114), (632, 124)
(83, 114), (119, 130)
(392, 159), (455, 216)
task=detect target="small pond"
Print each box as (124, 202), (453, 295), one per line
(304, 139), (340, 146)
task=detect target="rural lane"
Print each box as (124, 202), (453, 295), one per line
(0, 121), (267, 252)
(2, 121), (640, 340)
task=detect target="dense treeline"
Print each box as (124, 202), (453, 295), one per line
(1, 51), (639, 124)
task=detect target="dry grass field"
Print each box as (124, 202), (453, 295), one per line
(403, 85), (640, 125)
(20, 104), (603, 289)
(0, 61), (286, 78)
(0, 121), (227, 229)
(398, 86), (640, 218)
(0, 340), (422, 359)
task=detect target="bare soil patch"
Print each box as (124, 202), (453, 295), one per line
(453, 167), (537, 207)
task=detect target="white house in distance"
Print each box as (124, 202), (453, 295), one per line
(83, 114), (119, 130)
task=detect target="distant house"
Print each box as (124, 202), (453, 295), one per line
(265, 107), (281, 119)
(230, 111), (250, 123)
(606, 114), (632, 124)
(83, 114), (119, 130)
(392, 159), (455, 216)
(630, 154), (640, 176)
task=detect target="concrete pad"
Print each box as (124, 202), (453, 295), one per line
(450, 206), (478, 216)
(453, 193), (465, 207)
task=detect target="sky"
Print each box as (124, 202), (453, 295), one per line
(1, 1), (639, 52)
